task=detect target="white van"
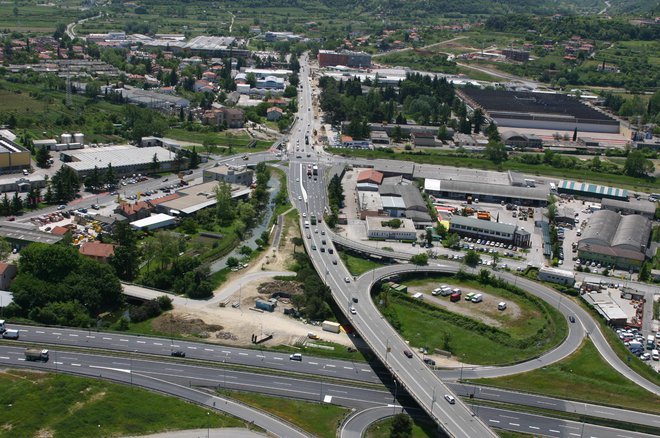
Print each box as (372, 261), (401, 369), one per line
(412, 292), (424, 300)
(2, 329), (19, 339)
(0, 319), (5, 333)
(498, 302), (507, 311)
(652, 349), (659, 361)
(471, 294), (483, 303)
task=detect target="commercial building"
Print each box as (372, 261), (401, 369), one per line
(537, 266), (575, 286)
(501, 131), (543, 149)
(203, 164), (254, 186)
(79, 241), (115, 264)
(255, 76), (285, 90)
(366, 216), (417, 241)
(458, 89), (620, 134)
(412, 132), (437, 147)
(370, 131), (390, 145)
(0, 135), (31, 174)
(424, 178), (549, 207)
(318, 50), (372, 68)
(449, 216), (531, 247)
(357, 169), (384, 186)
(130, 213), (177, 231)
(201, 107), (245, 128)
(600, 198), (657, 219)
(115, 86), (189, 113)
(557, 180), (628, 201)
(577, 210), (651, 270)
(502, 49), (530, 62)
(0, 223), (63, 249)
(379, 183), (432, 226)
(62, 146), (177, 178)
(154, 181), (250, 216)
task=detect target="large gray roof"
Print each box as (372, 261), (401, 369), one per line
(580, 210), (651, 252)
(450, 216), (517, 235)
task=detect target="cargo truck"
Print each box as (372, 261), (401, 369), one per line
(24, 348), (49, 362)
(322, 320), (341, 333)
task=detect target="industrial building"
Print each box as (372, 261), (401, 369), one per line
(557, 180), (628, 201)
(600, 198), (657, 219)
(458, 89), (620, 133)
(449, 216), (531, 247)
(0, 135), (31, 174)
(501, 131), (543, 149)
(318, 50), (372, 68)
(203, 164), (254, 186)
(537, 266), (575, 285)
(154, 181), (250, 216)
(424, 178), (549, 207)
(130, 213), (177, 231)
(62, 145), (177, 178)
(577, 210), (651, 270)
(366, 216), (417, 241)
(0, 223), (63, 249)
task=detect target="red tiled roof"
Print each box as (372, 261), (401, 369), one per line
(357, 169), (384, 184)
(0, 262), (14, 275)
(51, 226), (70, 236)
(79, 241), (115, 259)
(119, 201), (150, 216)
(148, 193), (180, 206)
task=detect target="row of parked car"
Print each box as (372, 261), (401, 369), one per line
(618, 328), (660, 361)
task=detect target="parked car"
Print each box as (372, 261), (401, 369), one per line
(423, 358), (436, 366)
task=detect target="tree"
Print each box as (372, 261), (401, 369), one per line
(51, 166), (80, 202)
(624, 150), (654, 177)
(390, 413), (413, 438)
(425, 228), (433, 246)
(0, 237), (11, 261)
(215, 181), (235, 226)
(151, 153), (160, 171)
(472, 108), (485, 133)
(410, 253), (428, 266)
(35, 146), (50, 168)
(10, 192), (23, 215)
(110, 222), (140, 281)
(84, 166), (102, 192)
(485, 140), (507, 164)
(189, 147), (200, 169)
(464, 250), (480, 267)
(226, 257), (239, 268)
(442, 233), (460, 249)
(638, 262), (651, 282)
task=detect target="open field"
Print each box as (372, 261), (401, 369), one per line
(0, 370), (243, 438)
(378, 274), (567, 365)
(471, 339), (660, 414)
(339, 251), (385, 276)
(329, 148), (660, 192)
(222, 390), (349, 438)
(0, 3), (80, 32)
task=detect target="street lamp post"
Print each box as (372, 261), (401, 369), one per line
(393, 379), (398, 414)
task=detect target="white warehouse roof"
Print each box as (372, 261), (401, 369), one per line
(64, 146), (175, 172)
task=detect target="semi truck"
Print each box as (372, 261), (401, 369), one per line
(24, 348), (49, 362)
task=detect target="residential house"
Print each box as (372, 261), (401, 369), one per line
(0, 262), (17, 290)
(116, 201), (151, 221)
(202, 107), (245, 128)
(79, 241), (116, 264)
(267, 107), (283, 121)
(193, 80), (214, 93)
(412, 132), (437, 147)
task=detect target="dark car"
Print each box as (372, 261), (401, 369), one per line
(171, 351), (186, 358)
(423, 358), (436, 366)
(568, 315), (576, 323)
(352, 297), (358, 303)
(403, 350), (413, 359)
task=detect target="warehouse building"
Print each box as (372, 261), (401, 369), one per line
(458, 89), (620, 134)
(557, 180), (628, 201)
(449, 216), (531, 247)
(577, 210), (651, 270)
(424, 178), (549, 207)
(203, 164), (254, 186)
(62, 145), (177, 178)
(0, 135), (31, 174)
(318, 50), (371, 68)
(155, 181), (251, 216)
(537, 266), (575, 286)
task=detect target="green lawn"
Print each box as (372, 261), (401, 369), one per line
(169, 128), (272, 150)
(330, 148), (660, 192)
(379, 274), (567, 365)
(471, 339), (660, 414)
(339, 251), (385, 276)
(269, 340), (371, 362)
(224, 391), (349, 438)
(0, 371), (243, 438)
(0, 3), (80, 32)
(365, 415), (437, 438)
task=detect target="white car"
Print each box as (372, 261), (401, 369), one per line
(298, 196), (302, 200)
(344, 277), (351, 283)
(350, 307), (356, 315)
(444, 394), (455, 404)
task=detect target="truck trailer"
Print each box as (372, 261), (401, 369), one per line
(24, 348), (49, 362)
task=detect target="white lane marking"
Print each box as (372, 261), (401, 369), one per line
(509, 423), (520, 427)
(273, 357), (283, 361)
(0, 356), (9, 359)
(529, 426), (539, 430)
(86, 336), (95, 339)
(71, 363), (81, 367)
(153, 342), (163, 346)
(500, 415), (518, 420)
(89, 365), (129, 373)
(204, 348), (213, 352)
(187, 347), (197, 350)
(361, 369), (372, 373)
(136, 341), (146, 344)
(489, 420), (500, 424)
(102, 337), (112, 340)
(172, 345), (180, 348)
(256, 355), (265, 358)
(52, 332), (62, 336)
(328, 390), (347, 394)
(69, 334), (78, 337)
(309, 361), (318, 365)
(53, 361), (63, 365)
(119, 339), (128, 342)
(36, 331), (45, 334)
(326, 364), (335, 368)
(222, 350), (231, 354)
(239, 353), (248, 356)
(549, 430), (560, 433)
(343, 367), (352, 370)
(482, 392), (500, 397)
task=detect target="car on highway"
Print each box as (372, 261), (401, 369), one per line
(298, 195), (302, 200)
(302, 212), (307, 218)
(289, 353), (302, 361)
(403, 350), (413, 358)
(344, 277), (351, 283)
(444, 394), (455, 404)
(569, 315), (576, 323)
(350, 307), (356, 315)
(332, 259), (337, 265)
(171, 351), (186, 358)
(57, 204), (66, 210)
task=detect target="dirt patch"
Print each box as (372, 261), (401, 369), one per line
(152, 314), (224, 338)
(70, 389), (106, 414)
(34, 429), (54, 438)
(257, 280), (303, 297)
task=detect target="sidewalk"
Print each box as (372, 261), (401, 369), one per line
(123, 428), (267, 438)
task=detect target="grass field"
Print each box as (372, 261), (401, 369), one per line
(471, 339), (660, 414)
(339, 251), (385, 276)
(0, 370), (243, 438)
(330, 148), (659, 192)
(365, 415), (437, 438)
(0, 3), (80, 32)
(223, 391), (349, 438)
(379, 274), (566, 365)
